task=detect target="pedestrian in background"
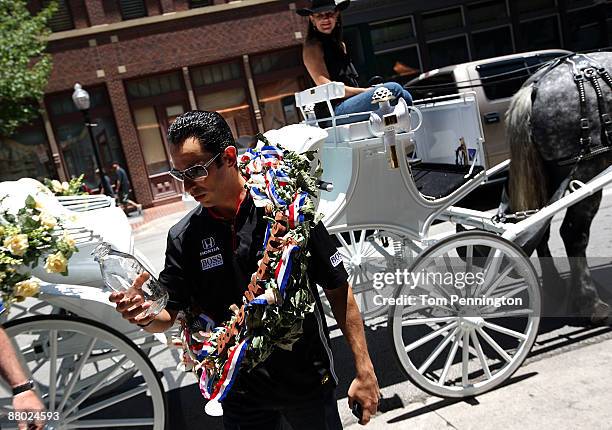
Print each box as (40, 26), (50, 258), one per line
(95, 169), (115, 198)
(112, 162), (131, 206)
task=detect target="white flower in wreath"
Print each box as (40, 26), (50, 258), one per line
(4, 234), (29, 256)
(44, 251), (68, 274)
(14, 278), (40, 300)
(39, 212), (57, 230)
(62, 233), (76, 248)
(61, 182), (70, 192)
(34, 198), (45, 210)
(50, 180), (63, 194)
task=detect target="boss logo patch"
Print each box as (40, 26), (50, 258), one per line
(201, 254), (223, 271)
(330, 251), (343, 268)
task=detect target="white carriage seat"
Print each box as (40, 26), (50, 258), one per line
(295, 82), (378, 143)
(406, 93), (488, 200)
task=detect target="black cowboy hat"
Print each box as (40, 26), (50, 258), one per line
(296, 0), (350, 17)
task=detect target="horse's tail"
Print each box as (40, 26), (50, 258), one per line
(507, 85), (548, 212)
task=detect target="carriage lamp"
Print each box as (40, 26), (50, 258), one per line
(72, 83), (113, 196)
(368, 87), (413, 169)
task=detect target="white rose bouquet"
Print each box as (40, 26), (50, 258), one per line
(43, 175), (87, 197)
(0, 195), (78, 313)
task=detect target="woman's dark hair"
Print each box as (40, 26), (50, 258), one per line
(167, 110), (234, 165)
(305, 13), (344, 51)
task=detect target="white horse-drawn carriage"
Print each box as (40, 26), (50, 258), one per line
(2, 79), (612, 429)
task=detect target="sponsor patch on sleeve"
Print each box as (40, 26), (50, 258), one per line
(329, 251), (343, 268)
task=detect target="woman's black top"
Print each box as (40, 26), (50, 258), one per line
(312, 34), (360, 118)
(319, 35), (360, 90)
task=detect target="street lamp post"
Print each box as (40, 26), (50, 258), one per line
(71, 83), (113, 196)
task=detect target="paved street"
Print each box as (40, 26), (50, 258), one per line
(132, 188), (612, 429)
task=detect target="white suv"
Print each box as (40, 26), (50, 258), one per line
(406, 49), (571, 167)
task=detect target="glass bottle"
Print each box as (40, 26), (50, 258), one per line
(92, 242), (168, 317)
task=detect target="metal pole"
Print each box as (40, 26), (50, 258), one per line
(83, 109), (113, 196)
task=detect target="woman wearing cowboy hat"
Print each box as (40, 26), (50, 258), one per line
(298, 0), (412, 122)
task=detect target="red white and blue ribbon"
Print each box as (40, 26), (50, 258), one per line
(200, 338), (250, 401)
(260, 146), (283, 166)
(274, 244), (301, 299)
(0, 298), (4, 316)
(288, 192), (308, 229)
(265, 170), (288, 206)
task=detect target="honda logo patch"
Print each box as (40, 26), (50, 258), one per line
(202, 237), (216, 250)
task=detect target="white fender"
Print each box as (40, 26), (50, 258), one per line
(38, 282), (167, 345)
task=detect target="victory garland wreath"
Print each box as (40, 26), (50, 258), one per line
(174, 136), (323, 408)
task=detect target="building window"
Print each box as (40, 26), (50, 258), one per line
(427, 35), (470, 69)
(516, 0), (556, 15)
(251, 49), (307, 131)
(422, 7), (464, 35)
(191, 60), (255, 140)
(466, 0), (508, 26)
(132, 107), (170, 176)
(251, 50), (302, 75)
(190, 0), (212, 8)
(125, 71), (187, 199)
(0, 119), (57, 183)
(126, 73), (183, 99)
(43, 0), (74, 32)
(374, 46), (421, 84)
(46, 87), (127, 190)
(191, 62), (242, 87)
(566, 7), (604, 52)
(518, 16), (561, 50)
(472, 26), (513, 60)
(118, 0), (147, 20)
(370, 17), (415, 52)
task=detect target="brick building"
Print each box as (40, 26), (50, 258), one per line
(2, 0), (610, 208)
(3, 0), (309, 208)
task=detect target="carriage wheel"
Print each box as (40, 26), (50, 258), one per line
(320, 227), (421, 320)
(389, 231), (541, 398)
(0, 315), (167, 430)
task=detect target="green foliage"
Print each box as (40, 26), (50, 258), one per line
(0, 0), (58, 136)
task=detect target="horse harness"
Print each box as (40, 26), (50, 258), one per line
(531, 53), (612, 169)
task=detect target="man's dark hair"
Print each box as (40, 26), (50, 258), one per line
(167, 111), (235, 156)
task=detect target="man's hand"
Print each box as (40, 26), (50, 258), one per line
(108, 272), (155, 326)
(12, 390), (45, 430)
(348, 367), (380, 425)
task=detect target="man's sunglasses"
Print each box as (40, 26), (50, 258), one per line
(169, 153), (221, 182)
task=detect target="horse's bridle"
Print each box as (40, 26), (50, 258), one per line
(530, 52), (612, 168)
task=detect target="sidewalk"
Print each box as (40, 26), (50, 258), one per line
(346, 337), (612, 429)
(128, 200), (190, 231)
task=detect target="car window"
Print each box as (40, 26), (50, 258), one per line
(406, 72), (458, 100)
(476, 58), (529, 100)
(525, 52), (567, 71)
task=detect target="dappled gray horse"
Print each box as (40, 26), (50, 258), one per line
(507, 51), (612, 324)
